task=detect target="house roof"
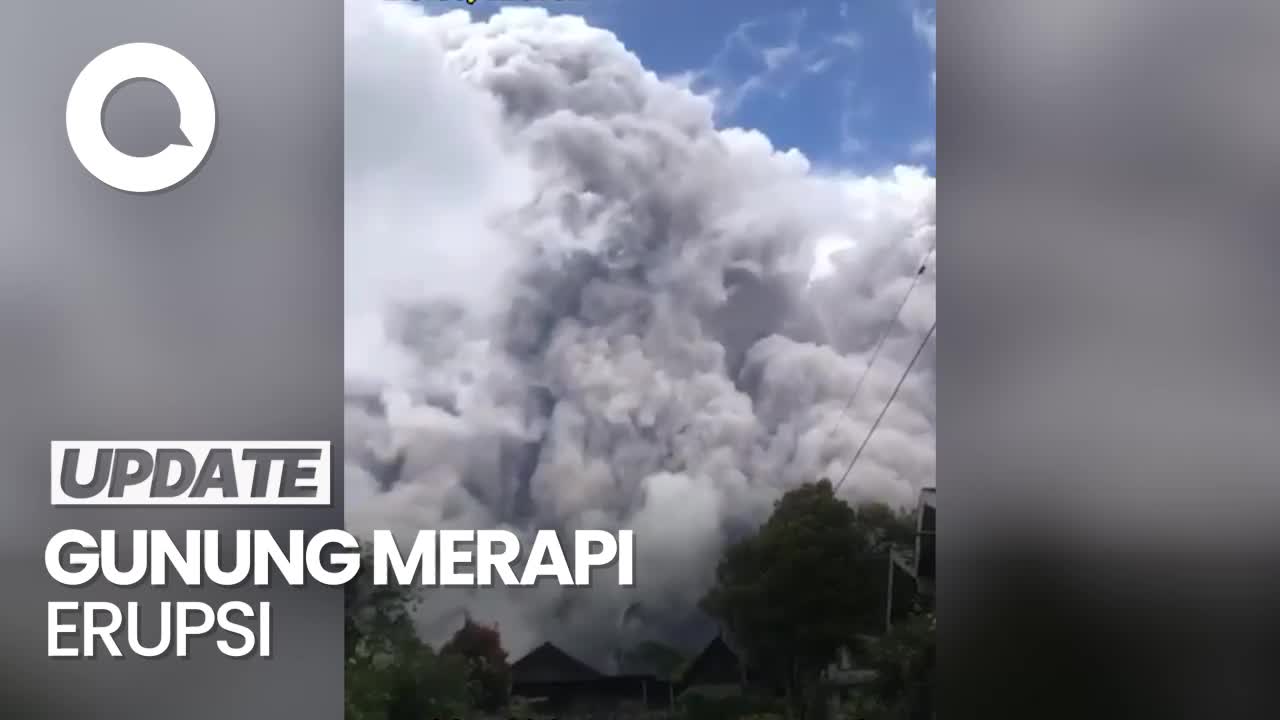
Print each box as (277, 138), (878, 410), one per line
(676, 632), (744, 687)
(510, 642), (604, 684)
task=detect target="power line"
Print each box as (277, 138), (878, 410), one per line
(829, 248), (934, 433)
(834, 319), (936, 493)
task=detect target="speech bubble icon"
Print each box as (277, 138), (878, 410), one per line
(67, 43), (216, 193)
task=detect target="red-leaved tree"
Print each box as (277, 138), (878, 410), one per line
(441, 617), (511, 713)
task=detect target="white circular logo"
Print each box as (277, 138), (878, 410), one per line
(66, 43), (216, 193)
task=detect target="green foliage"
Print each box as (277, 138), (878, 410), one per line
(441, 617), (512, 713)
(853, 502), (917, 550)
(505, 696), (556, 719)
(852, 501), (920, 636)
(344, 543), (470, 720)
(680, 691), (786, 720)
(858, 612), (935, 720)
(700, 480), (888, 719)
(839, 692), (892, 720)
(622, 640), (687, 680)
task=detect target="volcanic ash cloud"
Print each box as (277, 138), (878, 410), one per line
(343, 0), (935, 664)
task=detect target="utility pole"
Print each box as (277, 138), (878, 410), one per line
(885, 548), (896, 632)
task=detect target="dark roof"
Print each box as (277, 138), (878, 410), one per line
(511, 642), (604, 684)
(677, 633), (744, 688)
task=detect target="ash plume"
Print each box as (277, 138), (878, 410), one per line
(344, 0), (935, 665)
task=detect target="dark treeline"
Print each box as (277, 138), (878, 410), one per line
(344, 480), (935, 720)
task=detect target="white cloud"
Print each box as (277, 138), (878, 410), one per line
(690, 10), (862, 119)
(344, 0), (934, 664)
(910, 3), (938, 101)
(912, 6), (937, 53)
(837, 80), (874, 158)
(909, 137), (936, 158)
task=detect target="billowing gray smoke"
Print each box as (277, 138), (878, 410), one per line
(343, 0), (935, 665)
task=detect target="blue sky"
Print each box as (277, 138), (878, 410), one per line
(435, 0), (936, 174)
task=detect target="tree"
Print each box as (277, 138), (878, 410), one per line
(441, 616), (512, 713)
(700, 480), (885, 720)
(622, 640), (687, 681)
(852, 500), (922, 636)
(852, 501), (917, 550)
(859, 611), (935, 720)
(345, 543), (469, 720)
